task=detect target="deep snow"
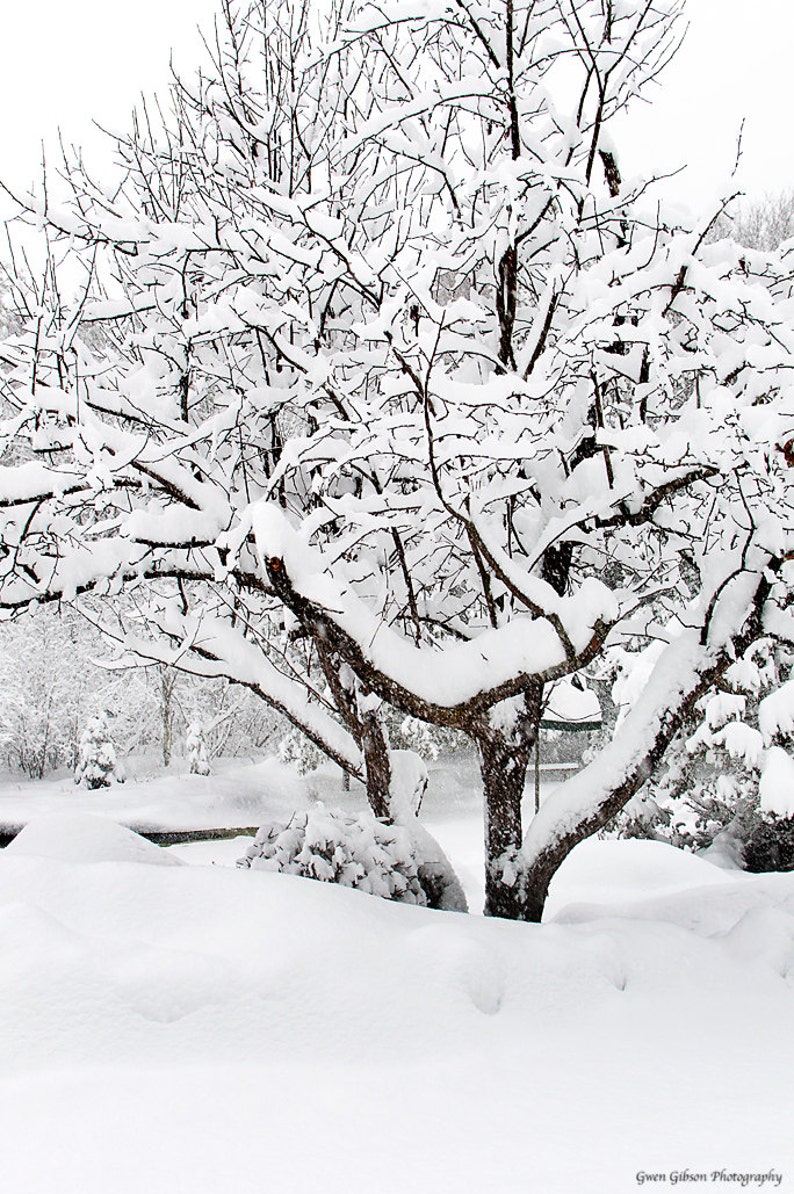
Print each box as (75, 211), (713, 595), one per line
(0, 760), (791, 1193)
(0, 755), (310, 834)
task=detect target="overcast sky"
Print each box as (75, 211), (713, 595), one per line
(0, 0), (791, 214)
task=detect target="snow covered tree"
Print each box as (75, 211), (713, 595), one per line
(186, 720), (211, 775)
(712, 189), (794, 253)
(3, 0), (794, 919)
(610, 638), (794, 871)
(0, 607), (121, 778)
(277, 725), (323, 775)
(74, 710), (124, 790)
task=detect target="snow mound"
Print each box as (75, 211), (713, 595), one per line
(6, 813), (183, 867)
(0, 756), (311, 836)
(0, 826), (792, 1192)
(546, 837), (737, 920)
(722, 905), (794, 979)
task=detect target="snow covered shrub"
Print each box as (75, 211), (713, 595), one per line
(186, 722), (211, 775)
(607, 641), (794, 871)
(277, 728), (323, 775)
(388, 714), (463, 761)
(237, 806), (428, 906)
(74, 711), (125, 790)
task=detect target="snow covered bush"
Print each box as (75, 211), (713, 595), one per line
(186, 722), (210, 775)
(74, 712), (125, 790)
(277, 727), (323, 776)
(237, 806), (428, 906)
(607, 641), (794, 872)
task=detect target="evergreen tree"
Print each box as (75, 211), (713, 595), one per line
(74, 711), (124, 790)
(186, 721), (211, 776)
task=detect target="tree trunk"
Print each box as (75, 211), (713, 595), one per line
(160, 666), (175, 768)
(361, 709), (391, 820)
(477, 724), (535, 920)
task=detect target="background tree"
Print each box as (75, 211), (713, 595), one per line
(713, 188), (794, 252)
(74, 709), (124, 790)
(0, 608), (115, 778)
(186, 720), (211, 775)
(0, 605), (292, 777)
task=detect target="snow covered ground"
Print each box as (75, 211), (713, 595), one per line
(0, 758), (792, 1193)
(0, 755), (311, 834)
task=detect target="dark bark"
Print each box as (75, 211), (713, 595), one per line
(496, 244), (518, 372)
(361, 709), (391, 820)
(599, 149), (621, 198)
(315, 639), (392, 819)
(541, 542), (573, 596)
(480, 731), (530, 918)
(475, 691), (540, 919)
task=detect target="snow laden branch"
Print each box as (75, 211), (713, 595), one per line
(86, 605), (364, 780)
(252, 503), (618, 725)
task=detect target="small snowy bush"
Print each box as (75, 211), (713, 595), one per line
(74, 711), (124, 790)
(237, 805), (428, 905)
(186, 722), (211, 775)
(388, 713), (463, 761)
(277, 727), (323, 775)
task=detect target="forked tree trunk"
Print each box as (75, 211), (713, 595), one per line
(513, 608), (778, 923)
(314, 643), (391, 818)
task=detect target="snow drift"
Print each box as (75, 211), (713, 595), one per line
(0, 821), (791, 1194)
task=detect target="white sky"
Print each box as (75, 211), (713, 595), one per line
(618, 0), (794, 209)
(0, 0), (792, 214)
